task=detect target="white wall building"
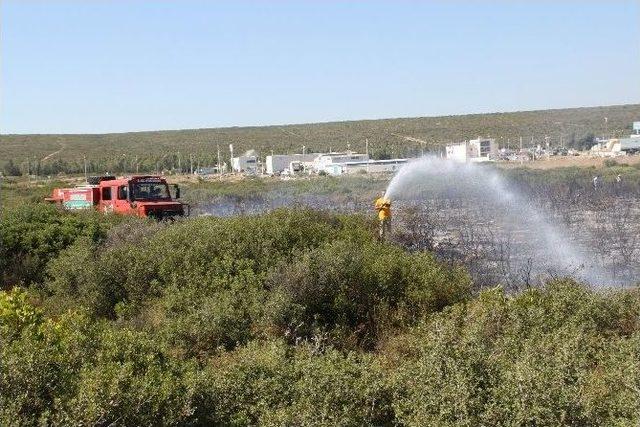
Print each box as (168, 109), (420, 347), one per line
(231, 155), (258, 173)
(342, 159), (408, 175)
(446, 143), (470, 163)
(313, 152), (369, 173)
(266, 154), (319, 175)
(590, 122), (640, 156)
(446, 138), (498, 162)
(591, 135), (640, 157)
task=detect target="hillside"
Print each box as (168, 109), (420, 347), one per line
(1, 104), (639, 175)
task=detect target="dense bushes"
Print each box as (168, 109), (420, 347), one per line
(267, 240), (470, 348)
(2, 206), (640, 424)
(0, 204), (121, 289)
(388, 281), (640, 426)
(3, 281), (640, 425)
(43, 209), (469, 353)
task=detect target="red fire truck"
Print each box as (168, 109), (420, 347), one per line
(46, 175), (189, 219)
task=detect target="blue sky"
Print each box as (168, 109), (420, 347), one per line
(2, 1), (639, 134)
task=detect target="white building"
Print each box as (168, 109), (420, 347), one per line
(446, 138), (498, 163)
(231, 155), (258, 173)
(590, 122), (640, 156)
(194, 164), (227, 175)
(590, 134), (640, 157)
(342, 159), (408, 175)
(313, 152), (369, 173)
(266, 154), (319, 175)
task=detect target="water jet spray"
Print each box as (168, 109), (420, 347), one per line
(384, 157), (613, 286)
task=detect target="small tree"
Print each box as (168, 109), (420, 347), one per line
(2, 159), (21, 176)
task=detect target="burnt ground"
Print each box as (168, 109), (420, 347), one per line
(193, 184), (640, 290)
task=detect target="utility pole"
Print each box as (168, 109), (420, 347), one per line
(545, 135), (550, 159)
(189, 153), (193, 175)
(135, 156), (139, 174)
(83, 156), (88, 182)
(177, 153), (181, 174)
(365, 138), (369, 158)
(302, 145), (306, 155)
(217, 144), (221, 175)
(531, 136), (536, 161)
(519, 136), (523, 165)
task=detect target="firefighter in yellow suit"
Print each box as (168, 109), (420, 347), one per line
(374, 196), (392, 240)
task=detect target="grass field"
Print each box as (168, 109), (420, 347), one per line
(2, 104), (639, 175)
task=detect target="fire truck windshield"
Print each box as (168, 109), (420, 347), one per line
(132, 181), (170, 200)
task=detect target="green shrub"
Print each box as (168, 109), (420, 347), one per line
(0, 288), (200, 425)
(603, 158), (618, 167)
(0, 289), (99, 425)
(45, 209), (375, 319)
(0, 204), (119, 289)
(389, 281), (640, 426)
(193, 340), (294, 425)
(7, 205), (640, 425)
(54, 328), (198, 426)
(193, 340), (393, 426)
(282, 348), (393, 426)
(266, 239), (471, 348)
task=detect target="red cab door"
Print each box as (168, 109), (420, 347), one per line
(115, 184), (134, 214)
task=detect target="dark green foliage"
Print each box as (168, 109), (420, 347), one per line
(266, 240), (470, 348)
(44, 209), (466, 355)
(0, 289), (197, 426)
(2, 159), (21, 177)
(570, 132), (596, 150)
(0, 204), (120, 289)
(388, 281), (640, 426)
(2, 204), (640, 425)
(603, 158), (618, 167)
(194, 341), (393, 426)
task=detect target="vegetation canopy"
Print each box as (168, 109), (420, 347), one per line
(1, 194), (640, 425)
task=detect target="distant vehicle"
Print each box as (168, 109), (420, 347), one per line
(46, 175), (189, 219)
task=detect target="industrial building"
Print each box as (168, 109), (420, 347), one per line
(446, 138), (498, 163)
(590, 122), (640, 156)
(590, 137), (640, 157)
(341, 159), (408, 175)
(313, 152), (369, 174)
(231, 155), (258, 173)
(231, 149), (410, 176)
(266, 154), (319, 175)
(194, 165), (227, 175)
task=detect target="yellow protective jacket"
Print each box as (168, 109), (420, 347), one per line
(374, 197), (391, 221)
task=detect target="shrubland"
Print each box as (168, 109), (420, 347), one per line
(2, 104), (639, 176)
(1, 194), (640, 425)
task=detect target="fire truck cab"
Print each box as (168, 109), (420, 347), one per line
(47, 175), (188, 220)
